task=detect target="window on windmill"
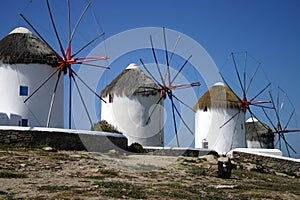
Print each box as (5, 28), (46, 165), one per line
(109, 94), (113, 103)
(21, 119), (28, 127)
(204, 106), (208, 112)
(19, 85), (29, 96)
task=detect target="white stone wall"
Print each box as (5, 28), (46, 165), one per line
(195, 107), (246, 153)
(0, 62), (64, 128)
(101, 94), (164, 146)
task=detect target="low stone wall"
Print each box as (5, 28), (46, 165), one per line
(144, 147), (216, 157)
(231, 151), (300, 175)
(0, 127), (128, 152)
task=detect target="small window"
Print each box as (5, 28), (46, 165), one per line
(19, 86), (28, 96)
(204, 106), (208, 112)
(109, 94), (113, 103)
(21, 119), (28, 127)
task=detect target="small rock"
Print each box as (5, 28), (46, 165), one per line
(20, 163), (26, 168)
(214, 185), (237, 189)
(275, 172), (289, 177)
(88, 168), (100, 173)
(201, 154), (218, 164)
(42, 147), (57, 152)
(70, 154), (82, 158)
(107, 149), (118, 155)
(202, 162), (211, 169)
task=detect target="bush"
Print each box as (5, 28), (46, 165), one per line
(128, 142), (146, 153)
(92, 120), (122, 134)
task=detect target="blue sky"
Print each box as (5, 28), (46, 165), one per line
(1, 0), (300, 157)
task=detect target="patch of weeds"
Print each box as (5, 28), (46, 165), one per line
(73, 189), (89, 195)
(94, 181), (146, 199)
(128, 142), (145, 153)
(232, 169), (259, 179)
(85, 175), (105, 180)
(138, 164), (158, 171)
(52, 153), (77, 161)
(160, 190), (193, 199)
(92, 120), (122, 134)
(142, 171), (159, 179)
(187, 167), (205, 176)
(260, 181), (300, 193)
(0, 172), (27, 179)
(0, 191), (8, 195)
(235, 184), (260, 191)
(0, 144), (30, 151)
(238, 193), (274, 199)
(182, 158), (198, 164)
(204, 187), (227, 199)
(38, 185), (78, 192)
(101, 169), (119, 177)
(79, 179), (91, 183)
(157, 183), (210, 199)
(282, 170), (296, 177)
(0, 144), (11, 150)
(36, 150), (50, 157)
(36, 151), (79, 162)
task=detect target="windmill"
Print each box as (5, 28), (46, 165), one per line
(262, 87), (300, 157)
(139, 27), (201, 147)
(20, 0), (108, 129)
(219, 51), (272, 148)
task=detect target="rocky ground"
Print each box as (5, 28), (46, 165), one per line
(0, 145), (300, 199)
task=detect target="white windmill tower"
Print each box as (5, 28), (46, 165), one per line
(194, 82), (246, 153)
(100, 63), (164, 146)
(0, 27), (64, 128)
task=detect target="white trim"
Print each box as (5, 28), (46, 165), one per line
(0, 126), (127, 138)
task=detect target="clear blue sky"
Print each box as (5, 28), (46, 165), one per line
(1, 0), (300, 157)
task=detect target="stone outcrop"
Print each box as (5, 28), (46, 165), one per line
(231, 151), (300, 177)
(0, 127), (127, 152)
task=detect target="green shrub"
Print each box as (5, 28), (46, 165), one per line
(0, 172), (27, 179)
(92, 120), (122, 134)
(94, 181), (146, 199)
(128, 142), (145, 153)
(38, 185), (77, 191)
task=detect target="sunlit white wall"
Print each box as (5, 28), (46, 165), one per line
(0, 62), (64, 128)
(101, 94), (164, 146)
(195, 107), (246, 154)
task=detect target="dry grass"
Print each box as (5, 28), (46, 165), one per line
(0, 145), (300, 199)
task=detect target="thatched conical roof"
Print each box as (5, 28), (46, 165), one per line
(0, 27), (59, 67)
(245, 117), (274, 148)
(100, 63), (159, 98)
(246, 118), (273, 138)
(194, 82), (242, 111)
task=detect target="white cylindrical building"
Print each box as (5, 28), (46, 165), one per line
(0, 27), (64, 128)
(100, 63), (164, 146)
(246, 117), (274, 149)
(194, 82), (246, 153)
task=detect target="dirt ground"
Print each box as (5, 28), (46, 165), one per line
(0, 145), (300, 199)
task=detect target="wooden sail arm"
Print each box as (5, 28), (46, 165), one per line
(169, 82), (200, 90)
(272, 129), (300, 134)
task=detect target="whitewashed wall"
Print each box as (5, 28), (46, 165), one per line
(0, 62), (64, 128)
(101, 94), (164, 146)
(195, 107), (246, 154)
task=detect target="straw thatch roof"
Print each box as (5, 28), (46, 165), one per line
(194, 83), (242, 111)
(0, 27), (59, 67)
(246, 118), (274, 148)
(100, 64), (159, 98)
(246, 118), (273, 139)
